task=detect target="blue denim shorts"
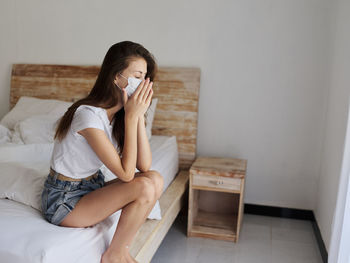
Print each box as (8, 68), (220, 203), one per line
(41, 169), (105, 226)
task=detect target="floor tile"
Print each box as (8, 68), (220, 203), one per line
(271, 239), (323, 263)
(270, 216), (314, 232)
(151, 214), (323, 263)
(195, 246), (236, 263)
(272, 226), (316, 244)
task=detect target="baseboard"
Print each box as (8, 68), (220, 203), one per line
(244, 203), (328, 263)
(311, 219), (329, 263)
(244, 203), (315, 220)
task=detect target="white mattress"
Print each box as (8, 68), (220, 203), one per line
(0, 135), (179, 263)
(146, 135), (179, 193)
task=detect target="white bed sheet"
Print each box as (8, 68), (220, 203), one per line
(144, 135), (179, 194)
(0, 135), (179, 263)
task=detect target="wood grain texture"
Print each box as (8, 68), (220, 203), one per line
(10, 64), (200, 169)
(190, 156), (247, 178)
(192, 173), (242, 193)
(187, 156), (247, 242)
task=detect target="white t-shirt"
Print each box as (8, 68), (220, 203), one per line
(50, 105), (118, 179)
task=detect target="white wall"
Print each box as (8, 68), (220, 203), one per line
(0, 0), (331, 210)
(315, 0), (350, 250)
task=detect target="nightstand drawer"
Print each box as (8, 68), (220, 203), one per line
(192, 173), (241, 191)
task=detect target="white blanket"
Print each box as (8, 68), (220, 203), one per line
(0, 198), (120, 263)
(0, 136), (178, 263)
(0, 124), (16, 145)
(0, 143), (121, 263)
(0, 142), (161, 219)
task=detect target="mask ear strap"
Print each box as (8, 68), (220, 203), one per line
(119, 73), (128, 80)
(115, 73), (126, 89)
(114, 77), (121, 89)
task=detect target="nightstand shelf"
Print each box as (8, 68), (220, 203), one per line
(187, 156), (247, 242)
(192, 210), (238, 239)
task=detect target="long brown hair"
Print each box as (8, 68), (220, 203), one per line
(54, 41), (157, 154)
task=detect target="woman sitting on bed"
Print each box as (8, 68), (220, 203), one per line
(41, 41), (164, 263)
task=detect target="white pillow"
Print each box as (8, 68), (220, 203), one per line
(0, 161), (49, 211)
(0, 143), (54, 163)
(145, 98), (158, 140)
(0, 96), (72, 130)
(13, 114), (61, 144)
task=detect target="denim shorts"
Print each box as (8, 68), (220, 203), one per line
(41, 169), (105, 226)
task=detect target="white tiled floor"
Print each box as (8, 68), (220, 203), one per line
(151, 214), (323, 263)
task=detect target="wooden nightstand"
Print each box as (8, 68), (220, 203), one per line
(187, 156), (247, 242)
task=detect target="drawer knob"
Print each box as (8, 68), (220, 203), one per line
(209, 180), (223, 185)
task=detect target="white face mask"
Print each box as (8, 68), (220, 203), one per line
(117, 74), (142, 97)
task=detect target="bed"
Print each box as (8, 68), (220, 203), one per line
(0, 64), (200, 263)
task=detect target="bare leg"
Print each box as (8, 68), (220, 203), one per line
(102, 193), (158, 263)
(59, 170), (164, 263)
(102, 171), (164, 263)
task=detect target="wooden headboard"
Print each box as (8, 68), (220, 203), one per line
(10, 64), (200, 170)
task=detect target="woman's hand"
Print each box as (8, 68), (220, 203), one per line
(123, 78), (153, 119)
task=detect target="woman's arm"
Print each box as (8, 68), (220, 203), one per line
(77, 115), (145, 182)
(120, 114), (139, 180)
(79, 78), (153, 182)
(77, 114), (139, 183)
(136, 115), (152, 172)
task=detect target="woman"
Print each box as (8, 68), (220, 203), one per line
(41, 41), (164, 263)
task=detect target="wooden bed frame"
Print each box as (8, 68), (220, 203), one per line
(10, 64), (200, 262)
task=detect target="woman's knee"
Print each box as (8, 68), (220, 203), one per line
(145, 170), (164, 199)
(136, 177), (157, 204)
